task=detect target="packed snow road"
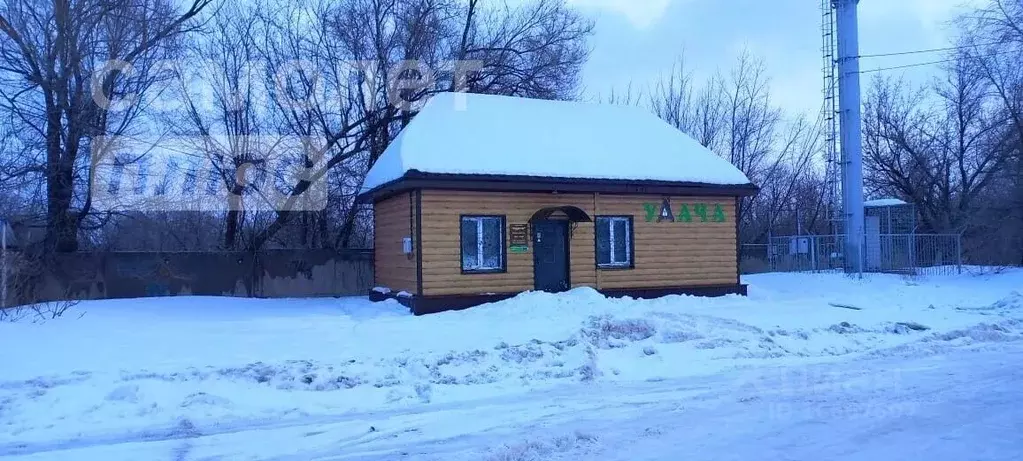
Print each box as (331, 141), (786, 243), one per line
(5, 344), (1021, 460)
(382, 345), (1023, 461)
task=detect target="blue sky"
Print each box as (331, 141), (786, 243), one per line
(570, 0), (982, 115)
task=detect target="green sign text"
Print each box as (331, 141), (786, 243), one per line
(643, 200), (727, 223)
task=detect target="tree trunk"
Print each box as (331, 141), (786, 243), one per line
(224, 209), (240, 249)
(45, 177), (78, 252)
(318, 210), (329, 248)
(44, 113), (79, 253)
(336, 207), (360, 249)
(299, 212), (309, 247)
(224, 185), (244, 249)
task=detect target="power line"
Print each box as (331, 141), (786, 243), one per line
(860, 58), (954, 74)
(858, 42), (1001, 59)
(859, 50), (1017, 74)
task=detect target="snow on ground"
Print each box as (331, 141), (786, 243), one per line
(5, 341), (1023, 461)
(1, 269), (1022, 459)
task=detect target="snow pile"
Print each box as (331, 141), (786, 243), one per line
(2, 270), (1023, 450)
(361, 92), (752, 192)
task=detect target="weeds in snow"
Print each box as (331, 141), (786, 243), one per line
(659, 329), (705, 343)
(484, 431), (599, 461)
(414, 383), (432, 403)
(827, 322), (865, 334)
(581, 315), (656, 348)
(578, 345), (601, 382)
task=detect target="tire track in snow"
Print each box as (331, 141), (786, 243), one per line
(0, 377), (720, 458)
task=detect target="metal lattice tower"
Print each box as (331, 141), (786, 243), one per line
(821, 0), (842, 236)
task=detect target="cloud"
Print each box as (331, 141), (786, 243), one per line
(567, 0), (672, 29)
(859, 0), (983, 29)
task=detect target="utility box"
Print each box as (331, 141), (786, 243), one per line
(789, 237), (810, 255)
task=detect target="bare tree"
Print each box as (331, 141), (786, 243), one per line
(2, 0), (591, 253)
(0, 0), (214, 252)
(862, 55), (1005, 235)
(650, 56), (727, 148)
(649, 52), (822, 243)
(168, 0), (275, 249)
(244, 0), (593, 250)
(957, 0), (1023, 264)
(248, 0), (405, 250)
(453, 0), (592, 99)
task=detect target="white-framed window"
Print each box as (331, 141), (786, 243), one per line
(460, 216), (506, 273)
(596, 216), (633, 269)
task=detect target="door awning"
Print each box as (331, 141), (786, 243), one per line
(529, 206), (592, 223)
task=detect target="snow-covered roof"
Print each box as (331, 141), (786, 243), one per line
(864, 198), (909, 208)
(362, 93), (753, 193)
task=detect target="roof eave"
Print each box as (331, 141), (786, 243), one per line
(356, 170), (759, 204)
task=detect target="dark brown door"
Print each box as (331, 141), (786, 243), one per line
(533, 220), (570, 292)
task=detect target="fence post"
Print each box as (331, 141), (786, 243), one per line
(1, 223), (6, 309)
(859, 232), (865, 279)
(956, 234), (963, 275)
(909, 233), (916, 275)
(811, 235), (818, 272)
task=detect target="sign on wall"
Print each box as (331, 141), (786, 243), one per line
(509, 224), (530, 253)
(643, 199), (728, 223)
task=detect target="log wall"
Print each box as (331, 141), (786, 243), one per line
(593, 195), (738, 289)
(419, 190), (596, 296)
(413, 190), (738, 296)
(373, 192), (418, 293)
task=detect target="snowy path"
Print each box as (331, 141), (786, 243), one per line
(6, 344), (1022, 460)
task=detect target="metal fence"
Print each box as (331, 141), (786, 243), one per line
(742, 233), (962, 276)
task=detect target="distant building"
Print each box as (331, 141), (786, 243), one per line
(1, 215), (46, 250)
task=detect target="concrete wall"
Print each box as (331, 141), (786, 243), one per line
(7, 250), (373, 306)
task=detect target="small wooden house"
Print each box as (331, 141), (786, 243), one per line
(357, 93), (758, 314)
